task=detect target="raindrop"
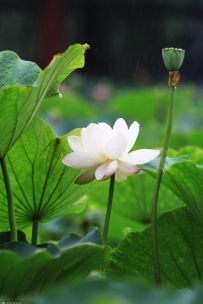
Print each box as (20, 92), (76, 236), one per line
(136, 59), (140, 69)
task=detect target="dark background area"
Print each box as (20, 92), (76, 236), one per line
(0, 0), (203, 84)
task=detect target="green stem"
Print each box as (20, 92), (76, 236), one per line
(99, 174), (115, 271)
(151, 82), (175, 286)
(31, 219), (38, 247)
(0, 156), (17, 242)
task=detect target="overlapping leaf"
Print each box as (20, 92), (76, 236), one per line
(0, 117), (93, 229)
(106, 207), (203, 288)
(0, 43), (89, 157)
(0, 50), (41, 88)
(138, 146), (203, 228)
(0, 228), (110, 299)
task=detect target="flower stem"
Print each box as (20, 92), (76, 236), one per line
(151, 80), (175, 286)
(99, 174), (115, 271)
(0, 156), (17, 242)
(31, 219), (38, 247)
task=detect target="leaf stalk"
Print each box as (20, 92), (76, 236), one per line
(0, 156), (17, 242)
(31, 219), (39, 247)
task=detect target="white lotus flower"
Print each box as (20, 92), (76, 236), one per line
(62, 118), (160, 184)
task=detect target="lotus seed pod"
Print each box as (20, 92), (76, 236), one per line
(162, 48), (185, 71)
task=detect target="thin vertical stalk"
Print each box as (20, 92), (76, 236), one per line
(151, 81), (175, 286)
(0, 156), (17, 242)
(31, 219), (39, 247)
(99, 174), (115, 271)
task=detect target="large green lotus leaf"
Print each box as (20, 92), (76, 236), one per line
(87, 154), (187, 230)
(0, 43), (89, 158)
(137, 146), (203, 228)
(25, 280), (202, 304)
(0, 117), (93, 230)
(106, 207), (203, 288)
(0, 228), (111, 299)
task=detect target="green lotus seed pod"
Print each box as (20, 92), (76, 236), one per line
(162, 48), (185, 71)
